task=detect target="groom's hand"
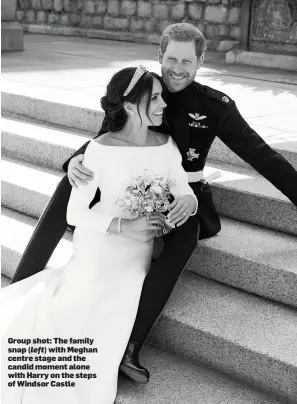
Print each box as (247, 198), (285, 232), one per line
(68, 154), (94, 188)
(167, 195), (197, 227)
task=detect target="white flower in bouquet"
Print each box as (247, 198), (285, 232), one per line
(151, 185), (163, 194)
(117, 172), (175, 235)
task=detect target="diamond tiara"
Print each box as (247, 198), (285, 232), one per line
(123, 65), (149, 97)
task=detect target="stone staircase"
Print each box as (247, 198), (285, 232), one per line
(2, 92), (297, 404)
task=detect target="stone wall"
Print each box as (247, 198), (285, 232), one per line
(2, 0), (23, 51)
(16, 0), (242, 51)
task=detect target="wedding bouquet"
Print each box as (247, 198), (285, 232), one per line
(117, 172), (175, 236)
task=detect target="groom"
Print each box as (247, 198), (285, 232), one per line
(12, 23), (297, 384)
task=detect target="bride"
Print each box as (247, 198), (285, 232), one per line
(1, 65), (198, 404)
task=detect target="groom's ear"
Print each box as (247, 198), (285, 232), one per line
(197, 53), (205, 70)
(158, 49), (163, 65)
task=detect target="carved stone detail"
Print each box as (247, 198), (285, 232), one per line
(250, 0), (297, 46)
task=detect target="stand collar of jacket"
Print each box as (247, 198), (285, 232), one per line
(165, 81), (198, 107)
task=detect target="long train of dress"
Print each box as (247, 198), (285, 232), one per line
(1, 137), (197, 404)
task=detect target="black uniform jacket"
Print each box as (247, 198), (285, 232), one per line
(63, 78), (297, 237)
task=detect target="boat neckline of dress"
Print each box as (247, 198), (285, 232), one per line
(90, 137), (171, 148)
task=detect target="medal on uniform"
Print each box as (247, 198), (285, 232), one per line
(187, 148), (200, 161)
(188, 112), (208, 128)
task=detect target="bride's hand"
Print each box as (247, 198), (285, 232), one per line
(122, 213), (166, 233)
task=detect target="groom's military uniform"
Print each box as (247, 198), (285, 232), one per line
(12, 79), (297, 349)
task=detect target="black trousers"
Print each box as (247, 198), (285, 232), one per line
(130, 215), (199, 345)
(11, 175), (200, 346)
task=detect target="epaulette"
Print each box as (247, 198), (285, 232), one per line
(199, 84), (233, 106)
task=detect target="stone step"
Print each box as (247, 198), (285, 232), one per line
(117, 344), (282, 404)
(3, 113), (297, 184)
(206, 160), (297, 236)
(2, 216), (296, 403)
(1, 274), (11, 288)
(0, 276), (282, 404)
(2, 211), (296, 402)
(149, 272), (297, 403)
(2, 94), (297, 171)
(1, 208), (73, 280)
(1, 114), (92, 170)
(2, 207), (297, 308)
(189, 216), (297, 308)
(1, 91), (103, 133)
(2, 150), (296, 236)
(208, 133), (297, 171)
(2, 208), (297, 401)
(1, 156), (63, 220)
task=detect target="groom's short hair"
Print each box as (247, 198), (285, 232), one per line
(160, 23), (206, 58)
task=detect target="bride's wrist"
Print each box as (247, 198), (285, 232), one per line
(120, 218), (133, 233)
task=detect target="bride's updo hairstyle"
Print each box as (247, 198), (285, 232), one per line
(101, 67), (160, 132)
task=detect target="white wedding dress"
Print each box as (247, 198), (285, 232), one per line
(1, 137), (197, 404)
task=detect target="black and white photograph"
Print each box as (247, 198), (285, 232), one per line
(1, 0), (297, 403)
